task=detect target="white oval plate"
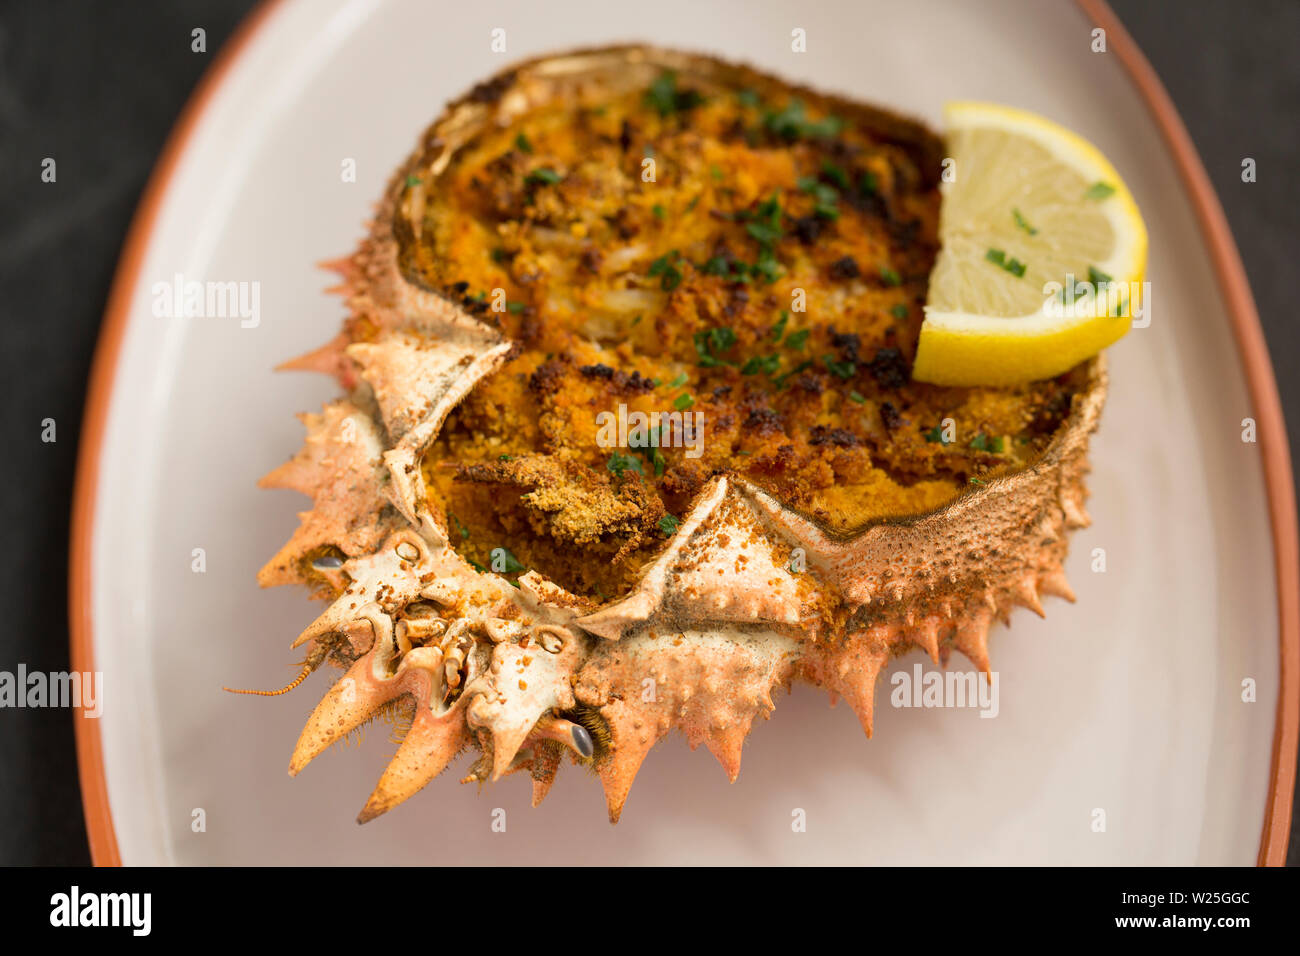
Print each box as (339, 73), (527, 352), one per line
(80, 0), (1288, 864)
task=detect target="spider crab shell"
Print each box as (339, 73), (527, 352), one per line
(257, 46), (1106, 824)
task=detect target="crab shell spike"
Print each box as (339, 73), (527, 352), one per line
(952, 606), (996, 678)
(911, 617), (943, 664)
(577, 477), (806, 640)
(257, 400), (395, 590)
(357, 648), (472, 823)
(528, 745), (564, 808)
(704, 722), (752, 784)
(594, 697), (661, 825)
(576, 477), (732, 640)
(347, 331), (514, 540)
(276, 331), (359, 389)
(257, 45), (1109, 823)
(1038, 567), (1077, 603)
(1013, 574), (1047, 618)
(577, 628), (799, 815)
(803, 636), (893, 739)
(290, 641), (399, 774)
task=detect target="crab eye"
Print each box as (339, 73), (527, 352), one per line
(571, 723), (595, 759)
(312, 555), (344, 571)
(395, 541), (421, 562)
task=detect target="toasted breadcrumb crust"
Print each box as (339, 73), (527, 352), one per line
(377, 60), (1078, 598)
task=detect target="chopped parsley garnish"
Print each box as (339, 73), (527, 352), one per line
(673, 393), (695, 410)
(848, 390), (866, 404)
(784, 328), (810, 350)
(652, 203), (666, 220)
(1084, 181), (1116, 200)
(703, 195), (785, 283)
(667, 372), (688, 389)
(821, 354), (856, 380)
(1060, 267), (1115, 302)
(514, 132), (533, 154)
(746, 218), (783, 246)
(880, 266), (903, 286)
(969, 433), (1006, 453)
(736, 89), (761, 108)
(524, 167), (562, 186)
(797, 175), (840, 220)
(638, 430), (667, 477)
(694, 327), (738, 367)
(924, 425), (950, 444)
(744, 193), (785, 247)
(705, 326), (737, 353)
(606, 451), (644, 477)
(969, 476), (986, 485)
(648, 250), (684, 290)
(771, 310), (789, 341)
(498, 454), (512, 461)
(658, 514), (680, 536)
(763, 99), (844, 141)
(751, 247), (783, 283)
(984, 248), (1026, 278)
(699, 255), (752, 283)
(773, 359), (813, 388)
(1013, 207), (1038, 235)
(506, 301), (526, 314)
(448, 513), (471, 540)
(859, 170), (878, 195)
(405, 174), (423, 187)
(644, 70), (704, 116)
(742, 354), (782, 376)
(891, 303), (910, 319)
(820, 160), (850, 189)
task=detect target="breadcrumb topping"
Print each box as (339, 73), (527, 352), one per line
(406, 70), (1080, 597)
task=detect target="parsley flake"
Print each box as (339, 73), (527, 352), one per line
(1013, 207), (1039, 235)
(606, 451), (643, 477)
(525, 167), (562, 186)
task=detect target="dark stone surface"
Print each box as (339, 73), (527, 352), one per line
(0, 0), (1294, 865)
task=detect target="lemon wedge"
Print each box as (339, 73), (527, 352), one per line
(912, 102), (1147, 386)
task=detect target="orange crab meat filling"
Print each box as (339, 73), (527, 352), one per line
(401, 71), (1081, 599)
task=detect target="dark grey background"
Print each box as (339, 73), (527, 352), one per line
(0, 0), (1295, 866)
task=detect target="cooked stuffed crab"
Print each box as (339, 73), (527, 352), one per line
(249, 46), (1102, 823)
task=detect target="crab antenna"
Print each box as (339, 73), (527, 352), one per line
(225, 664), (313, 697)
